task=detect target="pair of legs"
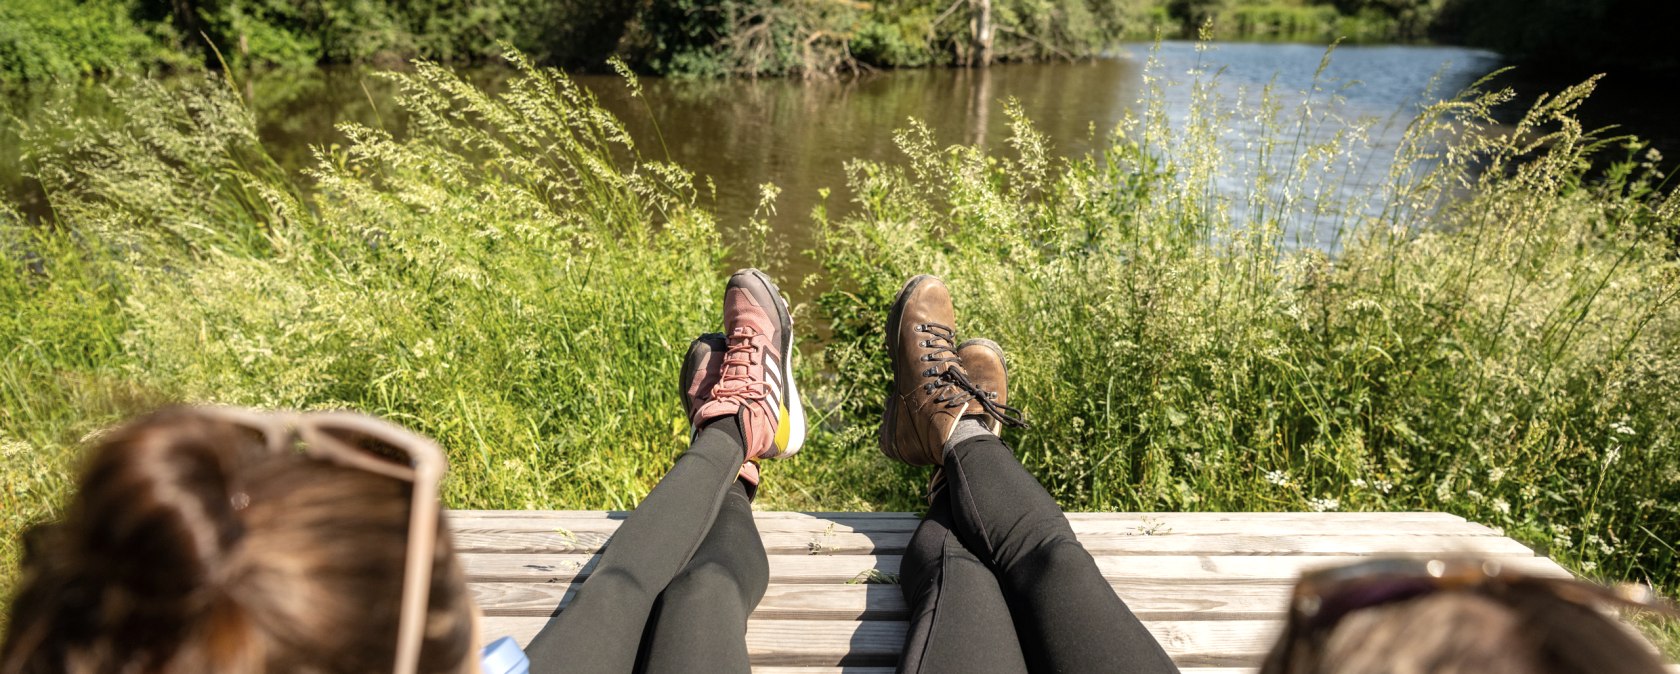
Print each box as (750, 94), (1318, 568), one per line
(896, 429), (1180, 673)
(523, 269), (803, 672)
(522, 417), (767, 673)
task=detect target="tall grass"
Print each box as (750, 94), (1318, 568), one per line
(1, 51), (728, 610)
(808, 49), (1679, 646)
(2, 47), (1677, 654)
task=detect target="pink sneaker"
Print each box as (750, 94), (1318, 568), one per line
(679, 333), (762, 490)
(692, 269), (805, 461)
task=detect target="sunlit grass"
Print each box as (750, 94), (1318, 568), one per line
(3, 47), (1677, 658)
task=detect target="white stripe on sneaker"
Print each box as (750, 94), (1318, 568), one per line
(765, 357), (787, 396)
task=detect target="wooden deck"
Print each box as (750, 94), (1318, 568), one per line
(454, 510), (1576, 672)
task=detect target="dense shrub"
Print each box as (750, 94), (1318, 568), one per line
(0, 0), (185, 83)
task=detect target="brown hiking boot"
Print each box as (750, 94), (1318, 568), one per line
(953, 338), (1025, 432)
(928, 338), (1028, 500)
(880, 276), (1027, 466)
(881, 275), (964, 466)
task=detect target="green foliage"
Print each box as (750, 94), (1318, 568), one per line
(0, 0), (186, 83)
(620, 0), (1151, 78)
(1164, 0), (1439, 42)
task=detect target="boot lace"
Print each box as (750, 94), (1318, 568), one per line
(914, 322), (1028, 429)
(709, 326), (769, 403)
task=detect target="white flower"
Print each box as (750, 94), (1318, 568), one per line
(1487, 467), (1506, 482)
(1374, 479), (1394, 494)
(0, 436), (28, 459)
(1605, 447), (1622, 465)
(1351, 478), (1368, 488)
(1265, 469), (1290, 486)
(1493, 498), (1511, 515)
(1611, 421), (1635, 436)
(1308, 497), (1340, 512)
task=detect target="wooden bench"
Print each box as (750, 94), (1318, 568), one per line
(453, 510), (1580, 672)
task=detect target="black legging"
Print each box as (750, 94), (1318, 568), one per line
(522, 417), (768, 673)
(897, 434), (1181, 674)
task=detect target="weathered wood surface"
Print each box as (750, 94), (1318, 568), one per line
(456, 510), (1585, 671)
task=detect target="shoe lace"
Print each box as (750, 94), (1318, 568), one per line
(914, 322), (1029, 429)
(710, 326), (769, 403)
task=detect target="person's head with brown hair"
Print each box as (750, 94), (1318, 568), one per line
(1261, 557), (1675, 674)
(0, 407), (478, 674)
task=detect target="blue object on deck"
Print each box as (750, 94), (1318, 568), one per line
(480, 636), (530, 674)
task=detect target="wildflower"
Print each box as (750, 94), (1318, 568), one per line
(1308, 497), (1340, 512)
(1374, 478), (1394, 494)
(0, 436), (29, 459)
(1265, 469), (1290, 486)
(1493, 498), (1511, 515)
(1611, 420), (1635, 436)
(1487, 467), (1505, 482)
(1351, 478), (1367, 488)
(1581, 561), (1597, 572)
(1604, 447), (1622, 465)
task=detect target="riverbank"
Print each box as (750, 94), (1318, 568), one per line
(3, 50), (1676, 652)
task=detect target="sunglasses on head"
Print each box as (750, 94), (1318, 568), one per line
(1262, 557), (1679, 674)
(199, 407), (447, 674)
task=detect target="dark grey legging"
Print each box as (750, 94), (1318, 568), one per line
(897, 434), (1181, 673)
(522, 417), (768, 673)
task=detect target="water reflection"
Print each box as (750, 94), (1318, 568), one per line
(564, 42), (1502, 268)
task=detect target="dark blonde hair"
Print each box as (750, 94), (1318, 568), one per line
(1265, 584), (1670, 674)
(1, 408), (475, 673)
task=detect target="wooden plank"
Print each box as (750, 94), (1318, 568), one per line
(747, 669), (1250, 674)
(460, 552), (1573, 584)
(477, 617), (1282, 667)
(451, 530), (1535, 556)
(451, 510), (1466, 522)
(470, 580), (1299, 620)
(447, 511), (1477, 536)
(448, 516), (1500, 538)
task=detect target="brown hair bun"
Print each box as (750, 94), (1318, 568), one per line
(3, 409), (266, 672)
(2, 407), (474, 674)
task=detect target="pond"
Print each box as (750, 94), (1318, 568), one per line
(6, 42), (1671, 292)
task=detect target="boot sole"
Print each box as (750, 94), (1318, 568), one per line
(679, 332), (726, 435)
(737, 268), (805, 458)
